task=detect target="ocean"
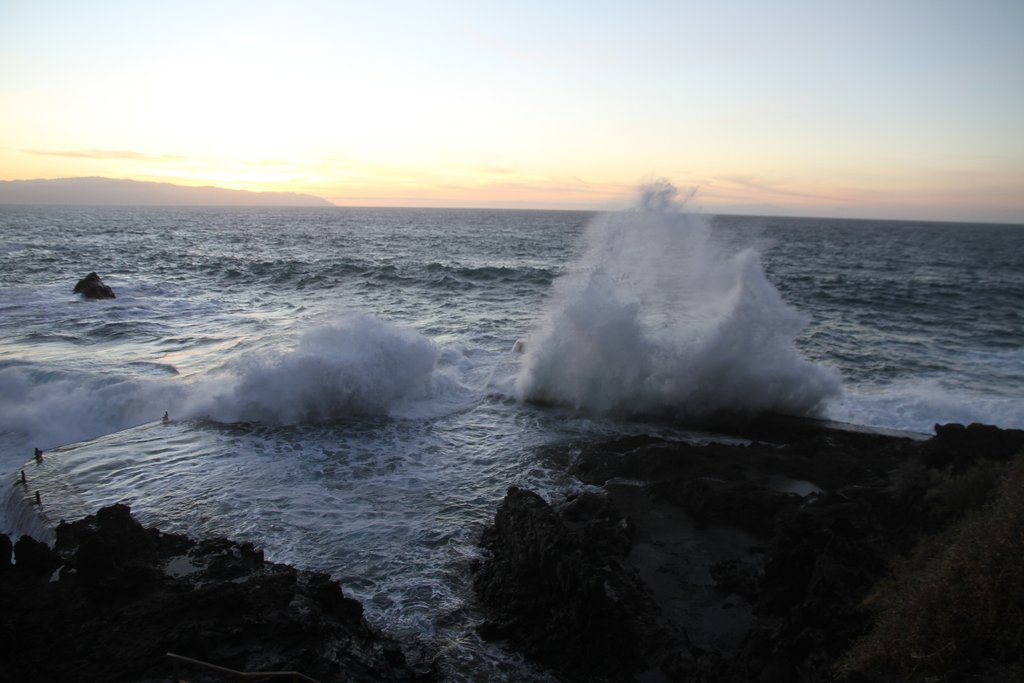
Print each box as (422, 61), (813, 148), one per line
(2, 197), (1022, 679)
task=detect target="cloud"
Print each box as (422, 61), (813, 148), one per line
(433, 176), (631, 201)
(22, 148), (186, 162)
(716, 174), (847, 203)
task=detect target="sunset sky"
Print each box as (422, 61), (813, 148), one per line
(2, 0), (1022, 222)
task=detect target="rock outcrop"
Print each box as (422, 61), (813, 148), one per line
(474, 488), (696, 682)
(73, 271), (116, 299)
(0, 504), (433, 683)
(474, 422), (1024, 682)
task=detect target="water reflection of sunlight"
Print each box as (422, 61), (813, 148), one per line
(159, 337), (242, 372)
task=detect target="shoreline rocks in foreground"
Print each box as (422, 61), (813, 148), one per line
(3, 421), (1021, 682)
(0, 504), (434, 683)
(474, 422), (1024, 682)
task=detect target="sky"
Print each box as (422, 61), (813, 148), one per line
(1, 0), (1022, 222)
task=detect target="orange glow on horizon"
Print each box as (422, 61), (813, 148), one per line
(2, 2), (1021, 222)
(2, 143), (1023, 222)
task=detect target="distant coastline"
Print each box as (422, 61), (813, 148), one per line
(0, 177), (334, 207)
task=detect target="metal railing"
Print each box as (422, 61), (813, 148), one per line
(167, 652), (321, 683)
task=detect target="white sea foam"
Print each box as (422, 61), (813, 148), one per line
(184, 313), (440, 424)
(0, 362), (180, 453)
(515, 180), (841, 420)
(0, 314), (443, 470)
(828, 380), (1024, 433)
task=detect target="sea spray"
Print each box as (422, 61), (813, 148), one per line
(0, 314), (440, 457)
(0, 313), (443, 536)
(0, 361), (185, 452)
(2, 204), (1019, 679)
(189, 313), (439, 424)
(515, 180), (841, 420)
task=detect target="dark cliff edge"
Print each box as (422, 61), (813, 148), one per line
(0, 504), (435, 683)
(474, 422), (1024, 682)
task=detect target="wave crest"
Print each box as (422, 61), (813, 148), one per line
(194, 314), (438, 424)
(515, 181), (840, 421)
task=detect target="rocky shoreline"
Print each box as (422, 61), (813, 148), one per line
(473, 421), (1024, 682)
(0, 504), (434, 682)
(3, 421), (1023, 682)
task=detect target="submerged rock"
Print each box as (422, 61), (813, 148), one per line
(0, 504), (434, 682)
(73, 271), (116, 299)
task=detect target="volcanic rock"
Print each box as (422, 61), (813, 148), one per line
(73, 271), (116, 299)
(477, 422), (1024, 682)
(922, 422), (1024, 471)
(0, 504), (433, 682)
(474, 487), (696, 682)
(0, 534), (11, 571)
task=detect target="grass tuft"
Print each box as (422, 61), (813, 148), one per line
(838, 451), (1024, 678)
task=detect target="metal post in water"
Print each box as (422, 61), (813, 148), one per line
(20, 470), (26, 485)
(34, 491), (41, 505)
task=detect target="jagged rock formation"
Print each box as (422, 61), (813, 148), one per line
(474, 423), (1024, 682)
(474, 488), (697, 682)
(0, 504), (434, 682)
(73, 271), (116, 299)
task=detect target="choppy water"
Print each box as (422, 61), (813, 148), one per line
(2, 195), (1022, 679)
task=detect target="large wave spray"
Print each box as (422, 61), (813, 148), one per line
(0, 313), (444, 534)
(0, 314), (441, 461)
(191, 314), (439, 424)
(515, 180), (840, 420)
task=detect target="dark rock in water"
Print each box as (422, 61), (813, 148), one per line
(0, 504), (434, 682)
(73, 271), (116, 299)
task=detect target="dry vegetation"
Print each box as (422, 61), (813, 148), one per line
(839, 451), (1024, 679)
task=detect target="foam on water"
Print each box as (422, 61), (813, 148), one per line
(0, 362), (182, 454)
(516, 181), (841, 420)
(1, 203), (1020, 680)
(184, 313), (442, 424)
(0, 313), (459, 493)
(17, 316), (442, 428)
(828, 379), (1024, 433)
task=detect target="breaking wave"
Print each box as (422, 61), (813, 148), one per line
(190, 314), (439, 424)
(515, 180), (841, 420)
(0, 314), (442, 461)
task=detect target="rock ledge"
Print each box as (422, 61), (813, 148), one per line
(0, 504), (434, 682)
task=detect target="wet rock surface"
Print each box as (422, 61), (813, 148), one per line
(0, 504), (434, 683)
(474, 422), (1024, 682)
(474, 487), (696, 682)
(73, 271), (116, 299)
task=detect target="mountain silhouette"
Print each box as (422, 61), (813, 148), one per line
(0, 177), (333, 206)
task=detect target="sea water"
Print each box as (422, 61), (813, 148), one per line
(2, 189), (1022, 678)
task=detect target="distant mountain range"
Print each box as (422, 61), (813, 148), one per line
(0, 177), (334, 207)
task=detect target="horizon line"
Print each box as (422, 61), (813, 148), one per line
(2, 176), (1022, 226)
(2, 201), (1022, 228)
